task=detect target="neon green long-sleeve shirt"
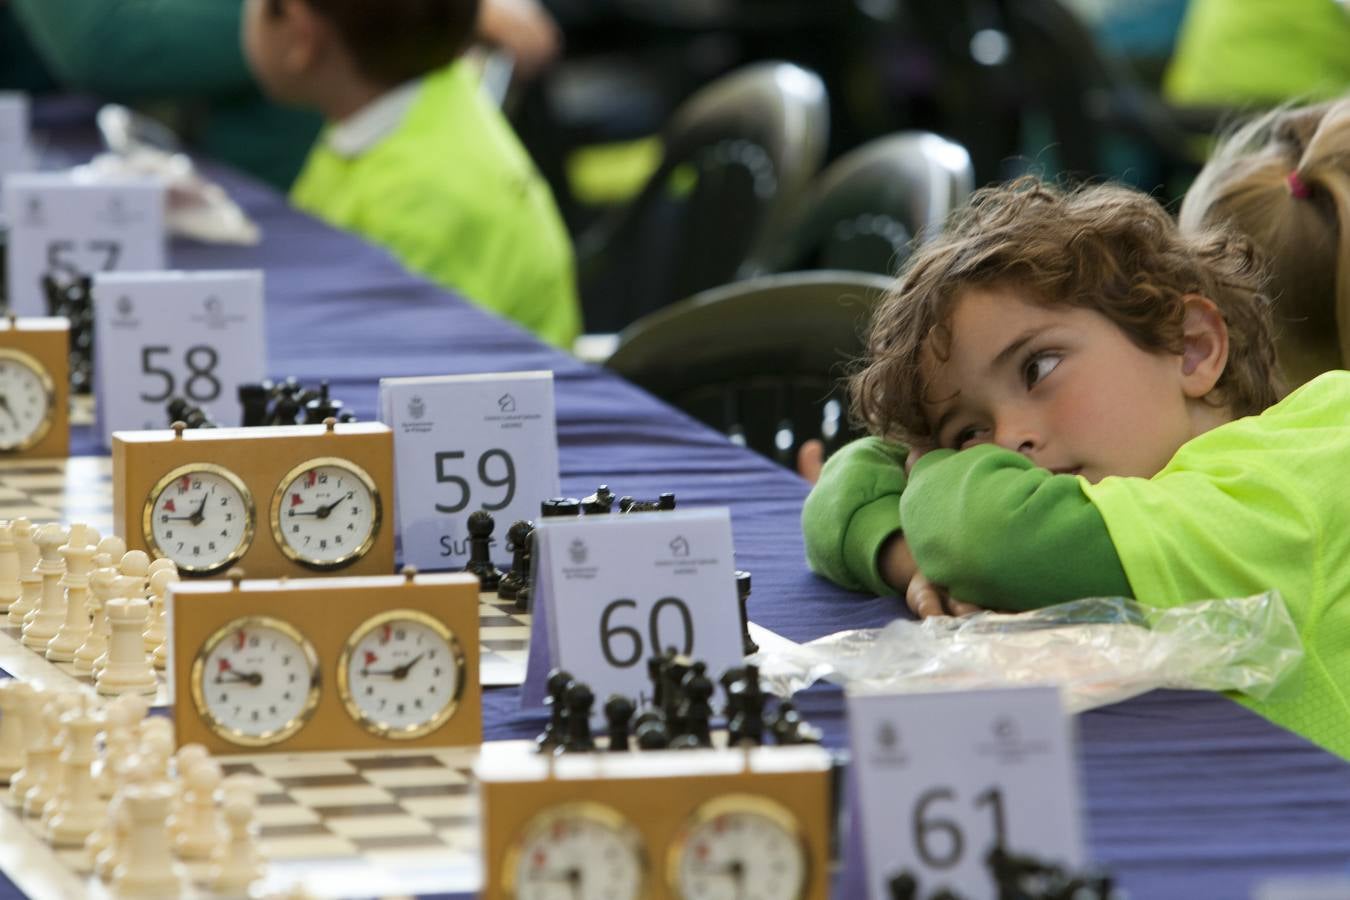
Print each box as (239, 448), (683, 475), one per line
(290, 63), (581, 349)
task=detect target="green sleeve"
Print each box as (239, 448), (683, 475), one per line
(801, 437), (908, 597)
(901, 445), (1131, 610)
(11, 0), (252, 96)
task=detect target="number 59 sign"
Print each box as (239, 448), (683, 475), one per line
(93, 271), (267, 447)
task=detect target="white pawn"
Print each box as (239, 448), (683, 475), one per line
(147, 556), (176, 577)
(167, 744), (209, 837)
(174, 758), (224, 859)
(0, 680), (32, 785)
(146, 568), (176, 667)
(0, 521), (18, 613)
(73, 554), (116, 676)
(46, 698), (104, 846)
(22, 523), (68, 649)
(138, 718), (175, 780)
(112, 781), (187, 896)
(47, 524), (96, 662)
(97, 582), (157, 697)
(97, 694), (148, 799)
(6, 683), (42, 807)
(38, 693), (82, 828)
(6, 518), (37, 627)
(210, 781), (265, 893)
(22, 693), (62, 817)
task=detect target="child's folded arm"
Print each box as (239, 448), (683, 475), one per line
(902, 445), (1132, 610)
(801, 437), (910, 597)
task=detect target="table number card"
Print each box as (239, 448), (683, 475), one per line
(0, 93), (32, 195)
(92, 270), (267, 445)
(848, 686), (1085, 900)
(522, 508), (744, 712)
(2, 172), (166, 315)
(379, 371), (559, 570)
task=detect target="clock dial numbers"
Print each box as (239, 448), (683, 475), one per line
(0, 348), (54, 452)
(271, 456), (381, 570)
(506, 803), (647, 900)
(670, 796), (809, 900)
(189, 615), (321, 747)
(143, 463), (255, 574)
(337, 609), (465, 740)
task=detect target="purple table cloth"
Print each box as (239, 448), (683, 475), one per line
(5, 110), (1348, 899)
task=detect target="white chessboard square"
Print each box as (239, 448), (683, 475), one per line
(256, 833), (359, 860)
(323, 815), (435, 839)
(362, 767), (469, 788)
(398, 794), (478, 819)
(287, 785), (394, 808)
(245, 757), (359, 778)
(255, 804), (323, 827)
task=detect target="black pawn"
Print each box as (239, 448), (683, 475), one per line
(536, 668), (573, 752)
(581, 485), (615, 514)
(303, 381), (343, 424)
(462, 510), (503, 591)
(558, 681), (595, 753)
(497, 520), (533, 602)
(239, 381), (273, 427)
(887, 871), (919, 900)
(658, 492), (676, 511)
(676, 662), (713, 747)
(736, 570), (759, 656)
(166, 397), (193, 427)
(633, 711), (671, 750)
(540, 498), (582, 518)
(729, 665), (764, 746)
(603, 695), (634, 752)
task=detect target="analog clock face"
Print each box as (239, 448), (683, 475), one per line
(0, 348), (54, 452)
(190, 615), (320, 747)
(337, 610), (464, 739)
(144, 464), (255, 574)
(271, 457), (380, 569)
(671, 796), (808, 900)
(508, 804), (646, 900)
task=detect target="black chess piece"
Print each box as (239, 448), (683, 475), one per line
(497, 520), (533, 602)
(462, 510), (503, 591)
(303, 381), (343, 424)
(540, 498), (581, 518)
(239, 381), (272, 427)
(184, 404), (218, 429)
(928, 890), (964, 900)
(603, 694), (634, 752)
(736, 570), (759, 656)
(768, 700), (821, 745)
(677, 662), (713, 747)
(633, 710), (671, 750)
(658, 492), (676, 510)
(536, 668), (573, 752)
(268, 392), (301, 426)
(558, 681), (595, 753)
(887, 870), (919, 900)
(726, 665), (764, 746)
(166, 397), (193, 426)
(658, 651), (690, 737)
(581, 485), (615, 514)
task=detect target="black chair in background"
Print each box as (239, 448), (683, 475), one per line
(747, 131), (974, 278)
(576, 62), (830, 334)
(605, 271), (893, 469)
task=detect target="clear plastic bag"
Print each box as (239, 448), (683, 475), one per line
(753, 593), (1302, 713)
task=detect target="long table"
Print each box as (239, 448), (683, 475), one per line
(11, 105), (1350, 899)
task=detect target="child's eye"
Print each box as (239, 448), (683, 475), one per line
(1022, 352), (1062, 388)
(952, 426), (987, 450)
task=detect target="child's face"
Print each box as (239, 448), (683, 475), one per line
(920, 287), (1203, 483)
(241, 0), (305, 104)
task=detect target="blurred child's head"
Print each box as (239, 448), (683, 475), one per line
(244, 0), (480, 110)
(1181, 98), (1350, 385)
(851, 178), (1282, 482)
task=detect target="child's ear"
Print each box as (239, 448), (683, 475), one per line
(279, 0), (325, 74)
(1179, 294), (1229, 398)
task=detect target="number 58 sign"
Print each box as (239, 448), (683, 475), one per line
(92, 271), (266, 446)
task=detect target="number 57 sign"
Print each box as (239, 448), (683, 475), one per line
(380, 371), (560, 571)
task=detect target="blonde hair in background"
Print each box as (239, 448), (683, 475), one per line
(1180, 99), (1350, 385)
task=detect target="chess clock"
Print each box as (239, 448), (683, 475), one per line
(171, 569), (481, 754)
(114, 419), (394, 578)
(478, 744), (832, 900)
(270, 457), (381, 570)
(502, 803), (647, 900)
(336, 609), (465, 740)
(190, 614), (321, 747)
(0, 316), (68, 458)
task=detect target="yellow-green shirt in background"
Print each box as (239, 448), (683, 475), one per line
(291, 62), (581, 349)
(1084, 372), (1350, 759)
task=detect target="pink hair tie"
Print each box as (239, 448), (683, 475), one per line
(1286, 170), (1313, 199)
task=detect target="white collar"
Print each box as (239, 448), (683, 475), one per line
(326, 79), (423, 158)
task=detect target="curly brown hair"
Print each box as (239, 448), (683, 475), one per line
(850, 177), (1283, 445)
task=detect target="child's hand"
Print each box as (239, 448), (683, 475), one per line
(905, 569), (987, 619)
(905, 443), (935, 475)
(797, 439), (825, 484)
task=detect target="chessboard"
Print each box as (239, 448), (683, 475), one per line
(0, 744), (487, 900)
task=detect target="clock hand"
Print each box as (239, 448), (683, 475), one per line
(188, 493), (209, 526)
(316, 495), (347, 519)
(215, 670), (263, 686)
(0, 395), (18, 428)
(392, 653), (425, 680)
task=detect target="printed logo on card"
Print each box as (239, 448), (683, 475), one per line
(569, 538), (588, 565)
(407, 395), (426, 422)
(669, 536), (690, 558)
(977, 716), (1051, 764)
(870, 719), (910, 766)
(22, 195), (43, 227)
(498, 393), (516, 413)
(96, 195), (142, 227)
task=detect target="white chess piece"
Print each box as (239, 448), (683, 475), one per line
(0, 521), (19, 614)
(46, 698), (105, 846)
(21, 524), (68, 649)
(138, 718), (175, 781)
(5, 683), (42, 807)
(112, 781), (187, 896)
(147, 568), (178, 670)
(147, 557), (176, 577)
(6, 518), (37, 627)
(38, 693), (81, 829)
(96, 694), (148, 799)
(73, 553), (115, 675)
(96, 580), (157, 696)
(97, 535), (127, 566)
(46, 524), (96, 662)
(22, 693), (62, 817)
(209, 781), (265, 893)
(174, 758), (224, 859)
(0, 680), (31, 785)
(167, 743), (209, 840)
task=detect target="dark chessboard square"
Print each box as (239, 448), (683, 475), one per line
(350, 833), (449, 852)
(219, 762), (262, 777)
(348, 755), (444, 771)
(312, 802), (406, 819)
(0, 498), (55, 509)
(259, 823), (333, 839)
(274, 773), (368, 789)
(258, 792), (294, 806)
(485, 640), (528, 651)
(426, 815), (476, 830)
(478, 614), (519, 628)
(386, 783), (471, 800)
